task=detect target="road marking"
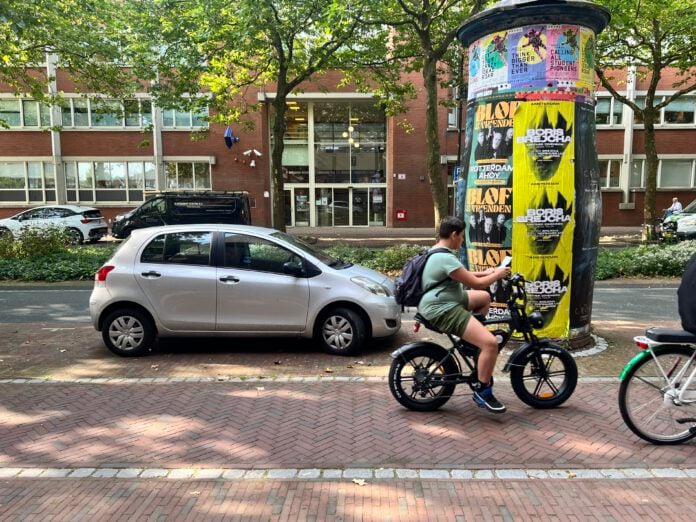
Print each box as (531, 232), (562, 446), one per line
(0, 466), (693, 481)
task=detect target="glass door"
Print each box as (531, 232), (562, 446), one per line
(284, 188), (311, 227)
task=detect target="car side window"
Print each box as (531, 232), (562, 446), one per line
(20, 209), (46, 220)
(141, 232), (212, 266)
(44, 208), (68, 219)
(223, 233), (300, 274)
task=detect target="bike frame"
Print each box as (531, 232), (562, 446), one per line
(418, 275), (540, 384)
(628, 336), (696, 404)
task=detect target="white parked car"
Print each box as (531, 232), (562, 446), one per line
(89, 224), (401, 356)
(0, 205), (108, 243)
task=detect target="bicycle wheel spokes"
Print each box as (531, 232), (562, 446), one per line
(622, 349), (696, 443)
(522, 353), (566, 399)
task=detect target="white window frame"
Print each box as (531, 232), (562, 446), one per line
(597, 156), (623, 189)
(632, 93), (696, 128)
(0, 97), (53, 129)
(0, 158), (56, 204)
(595, 94), (624, 127)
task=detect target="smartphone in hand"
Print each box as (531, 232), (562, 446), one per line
(499, 255), (512, 268)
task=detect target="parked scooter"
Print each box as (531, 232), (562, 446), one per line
(656, 210), (679, 242)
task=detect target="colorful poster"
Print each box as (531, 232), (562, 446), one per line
(547, 25), (580, 83)
(468, 24), (596, 100)
(476, 31), (510, 94)
(513, 100), (576, 338)
(578, 27), (596, 90)
(508, 26), (548, 89)
(464, 96), (516, 319)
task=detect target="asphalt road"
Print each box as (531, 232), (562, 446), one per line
(0, 280), (680, 324)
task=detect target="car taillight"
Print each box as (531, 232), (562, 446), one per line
(95, 265), (115, 282)
(81, 218), (90, 223)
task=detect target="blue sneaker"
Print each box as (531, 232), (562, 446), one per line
(472, 385), (506, 413)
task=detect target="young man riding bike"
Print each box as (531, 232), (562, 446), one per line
(418, 216), (511, 413)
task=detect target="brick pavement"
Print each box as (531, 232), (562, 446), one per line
(1, 477), (693, 520)
(1, 381), (694, 470)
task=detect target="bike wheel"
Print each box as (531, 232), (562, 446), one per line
(619, 346), (696, 445)
(510, 344), (577, 409)
(389, 346), (459, 411)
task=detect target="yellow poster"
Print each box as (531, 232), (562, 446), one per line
(512, 101), (575, 338)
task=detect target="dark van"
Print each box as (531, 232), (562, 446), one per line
(111, 191), (251, 239)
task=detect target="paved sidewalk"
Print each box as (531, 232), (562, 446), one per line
(2, 381), (694, 469)
(1, 477), (693, 520)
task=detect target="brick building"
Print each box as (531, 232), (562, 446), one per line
(1, 63), (694, 229)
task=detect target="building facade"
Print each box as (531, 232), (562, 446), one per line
(1, 65), (694, 228)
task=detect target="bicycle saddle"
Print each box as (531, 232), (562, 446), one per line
(413, 313), (443, 333)
(645, 327), (696, 343)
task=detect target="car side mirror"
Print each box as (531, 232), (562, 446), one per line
(283, 261), (304, 277)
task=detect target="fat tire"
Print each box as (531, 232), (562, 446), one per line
(389, 346), (459, 411)
(101, 308), (155, 357)
(619, 346), (696, 445)
(316, 307), (366, 355)
(510, 344), (577, 409)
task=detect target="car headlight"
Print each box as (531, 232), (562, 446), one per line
(351, 276), (390, 297)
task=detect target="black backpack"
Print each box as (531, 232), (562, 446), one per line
(678, 252), (696, 333)
(394, 247), (451, 307)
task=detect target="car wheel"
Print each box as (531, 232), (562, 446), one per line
(101, 308), (155, 357)
(316, 307), (366, 355)
(0, 227), (12, 239)
(67, 228), (84, 244)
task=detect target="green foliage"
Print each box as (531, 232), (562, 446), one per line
(0, 227), (73, 259)
(325, 244), (426, 275)
(0, 0), (139, 118)
(0, 245), (115, 282)
(596, 242), (696, 280)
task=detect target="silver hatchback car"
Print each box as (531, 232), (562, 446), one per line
(90, 224), (401, 356)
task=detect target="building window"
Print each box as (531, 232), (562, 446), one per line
(664, 98), (695, 125)
(660, 159), (694, 188)
(165, 162), (211, 190)
(313, 101), (386, 185)
(629, 158), (696, 189)
(598, 159), (621, 188)
(0, 161), (56, 203)
(447, 86), (460, 129)
(595, 96), (623, 125)
(630, 159), (644, 188)
(0, 99), (52, 128)
(633, 97), (646, 124)
(59, 98), (154, 128)
(162, 107), (209, 129)
(64, 160), (156, 203)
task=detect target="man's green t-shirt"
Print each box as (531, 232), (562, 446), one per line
(418, 249), (467, 320)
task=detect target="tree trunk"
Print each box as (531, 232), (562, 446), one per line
(422, 58), (449, 230)
(642, 112), (659, 241)
(271, 93), (288, 232)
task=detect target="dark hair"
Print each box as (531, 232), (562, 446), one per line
(438, 216), (465, 238)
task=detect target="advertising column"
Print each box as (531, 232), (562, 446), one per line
(456, 0), (610, 343)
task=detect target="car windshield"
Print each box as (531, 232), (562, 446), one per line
(682, 199), (696, 214)
(271, 231), (337, 265)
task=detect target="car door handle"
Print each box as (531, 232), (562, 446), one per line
(219, 275), (240, 283)
(141, 270), (161, 278)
